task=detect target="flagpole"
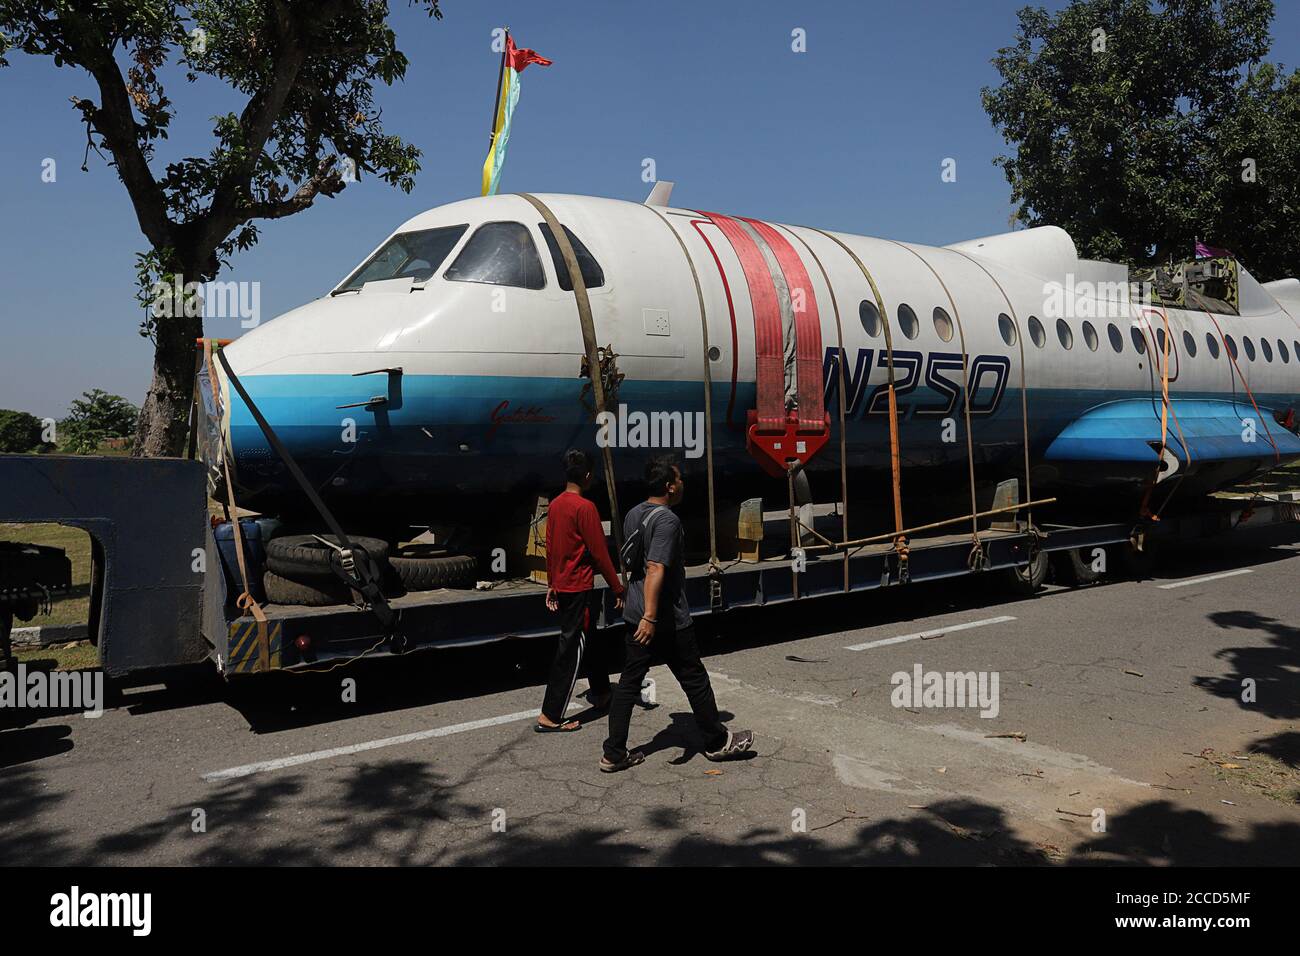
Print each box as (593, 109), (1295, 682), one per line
(488, 27), (508, 147)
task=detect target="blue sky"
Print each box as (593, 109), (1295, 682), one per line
(2, 0), (1298, 416)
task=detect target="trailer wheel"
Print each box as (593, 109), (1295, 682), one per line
(265, 534), (389, 582)
(262, 571), (354, 607)
(1110, 540), (1156, 580)
(389, 545), (478, 591)
(1053, 547), (1104, 587)
(1004, 546), (1049, 595)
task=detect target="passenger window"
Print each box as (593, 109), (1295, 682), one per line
(444, 221), (546, 290)
(1027, 315), (1045, 348)
(1056, 319), (1073, 349)
(1130, 327), (1147, 354)
(1243, 336), (1256, 361)
(1082, 321), (1099, 351)
(1183, 330), (1197, 357)
(1206, 332), (1220, 358)
(859, 300), (882, 337)
(538, 223), (605, 291)
(1261, 338), (1273, 362)
(998, 313), (1017, 347)
(932, 307), (954, 342)
(1279, 340), (1290, 363)
(1108, 323), (1123, 353)
(897, 304), (920, 340)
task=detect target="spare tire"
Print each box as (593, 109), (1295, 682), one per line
(390, 545), (478, 591)
(265, 534), (389, 582)
(263, 571), (354, 607)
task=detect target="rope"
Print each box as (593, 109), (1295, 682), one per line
(1193, 293), (1282, 466)
(1133, 305), (1194, 521)
(887, 241), (985, 567)
(783, 226), (851, 592)
(803, 227), (908, 569)
(516, 193), (627, 580)
(946, 249), (1037, 540)
(642, 204), (722, 581)
(204, 338), (269, 672)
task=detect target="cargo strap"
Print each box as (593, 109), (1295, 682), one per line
(516, 193), (627, 579)
(1134, 306), (1193, 522)
(786, 227), (852, 592)
(947, 249), (1038, 550)
(642, 204), (724, 601)
(887, 240), (986, 568)
(698, 211), (831, 477)
(212, 344), (398, 637)
(805, 227), (909, 573)
(1198, 299), (1281, 465)
(203, 338), (270, 671)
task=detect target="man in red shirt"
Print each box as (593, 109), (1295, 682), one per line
(538, 449), (625, 732)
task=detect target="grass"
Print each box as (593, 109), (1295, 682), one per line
(13, 641), (99, 671)
(1201, 748), (1300, 806)
(1, 521), (92, 627)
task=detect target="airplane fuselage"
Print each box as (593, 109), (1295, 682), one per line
(217, 193), (1300, 531)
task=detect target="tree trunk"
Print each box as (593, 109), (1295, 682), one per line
(133, 310), (204, 458)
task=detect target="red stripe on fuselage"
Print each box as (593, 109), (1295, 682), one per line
(688, 218), (741, 430)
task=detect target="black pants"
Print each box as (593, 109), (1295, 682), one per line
(540, 591), (612, 723)
(603, 621), (727, 761)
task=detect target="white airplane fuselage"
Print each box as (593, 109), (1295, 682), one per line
(217, 193), (1300, 528)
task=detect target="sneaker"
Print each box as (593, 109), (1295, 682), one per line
(705, 729), (755, 761)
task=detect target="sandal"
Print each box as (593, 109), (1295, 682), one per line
(599, 750), (645, 773)
(705, 729), (755, 761)
(535, 718), (582, 733)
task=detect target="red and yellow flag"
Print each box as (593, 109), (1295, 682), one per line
(481, 33), (553, 196)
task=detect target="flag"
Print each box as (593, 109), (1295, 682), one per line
(481, 33), (553, 196)
(1195, 240), (1233, 259)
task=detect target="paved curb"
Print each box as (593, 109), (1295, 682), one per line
(9, 623), (88, 647)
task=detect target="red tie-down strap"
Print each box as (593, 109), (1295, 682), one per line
(740, 217), (827, 431)
(698, 212), (786, 433)
(698, 211), (830, 477)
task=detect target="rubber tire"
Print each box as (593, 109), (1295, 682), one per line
(265, 534), (389, 582)
(263, 570), (353, 607)
(389, 546), (478, 591)
(1110, 540), (1156, 580)
(1053, 547), (1103, 587)
(1005, 546), (1049, 595)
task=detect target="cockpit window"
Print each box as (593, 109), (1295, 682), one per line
(538, 223), (605, 291)
(443, 221), (546, 290)
(337, 225), (469, 292)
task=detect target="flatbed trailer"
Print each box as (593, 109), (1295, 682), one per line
(1, 454), (1295, 681)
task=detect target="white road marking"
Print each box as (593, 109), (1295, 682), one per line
(844, 615), (1016, 652)
(1157, 568), (1253, 590)
(202, 705), (577, 782)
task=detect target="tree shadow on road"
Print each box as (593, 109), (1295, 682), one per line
(1194, 609), (1300, 719)
(10, 745), (1300, 865)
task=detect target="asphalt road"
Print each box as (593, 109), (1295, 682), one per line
(3, 524), (1298, 866)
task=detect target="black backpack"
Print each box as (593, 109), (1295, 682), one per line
(619, 505), (667, 576)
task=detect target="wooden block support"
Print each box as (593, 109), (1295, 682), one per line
(524, 495), (549, 584)
(738, 497), (764, 563)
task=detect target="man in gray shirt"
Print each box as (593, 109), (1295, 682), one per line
(600, 456), (754, 772)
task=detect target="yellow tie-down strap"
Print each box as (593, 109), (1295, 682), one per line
(227, 618), (283, 674)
